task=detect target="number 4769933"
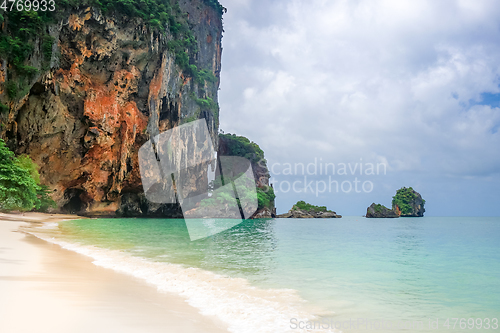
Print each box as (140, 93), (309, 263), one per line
(1, 0), (55, 12)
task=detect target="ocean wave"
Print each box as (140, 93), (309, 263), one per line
(24, 223), (339, 333)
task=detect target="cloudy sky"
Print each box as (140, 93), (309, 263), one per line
(217, 0), (500, 216)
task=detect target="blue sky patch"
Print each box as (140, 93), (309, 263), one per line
(471, 92), (500, 108)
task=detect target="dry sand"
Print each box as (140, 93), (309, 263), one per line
(0, 213), (228, 333)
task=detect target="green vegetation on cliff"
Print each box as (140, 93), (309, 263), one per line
(218, 133), (274, 213)
(373, 203), (388, 214)
(0, 10), (53, 99)
(219, 134), (266, 164)
(91, 0), (225, 78)
(199, 174), (242, 209)
(0, 138), (56, 212)
(202, 0), (226, 14)
(392, 187), (425, 215)
(199, 173), (275, 211)
(292, 201), (332, 213)
(256, 186), (275, 210)
(365, 202), (399, 218)
(0, 0), (223, 102)
(183, 93), (219, 124)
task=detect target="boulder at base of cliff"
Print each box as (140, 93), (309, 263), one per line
(251, 207), (277, 219)
(116, 193), (183, 218)
(366, 203), (400, 218)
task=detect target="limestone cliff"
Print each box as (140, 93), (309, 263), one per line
(218, 133), (276, 218)
(0, 1), (223, 216)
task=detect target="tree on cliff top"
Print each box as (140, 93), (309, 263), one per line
(218, 133), (275, 212)
(219, 133), (266, 165)
(0, 139), (55, 212)
(392, 187), (425, 215)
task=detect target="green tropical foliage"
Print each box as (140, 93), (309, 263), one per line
(256, 186), (275, 210)
(0, 139), (56, 212)
(0, 139), (37, 211)
(202, 0), (226, 14)
(0, 103), (8, 114)
(200, 173), (248, 208)
(36, 184), (57, 212)
(0, 0), (223, 100)
(200, 173), (275, 211)
(192, 67), (217, 85)
(15, 154), (41, 184)
(293, 200), (331, 213)
(217, 133), (274, 211)
(392, 187), (424, 215)
(192, 94), (218, 111)
(373, 203), (390, 213)
(219, 134), (266, 165)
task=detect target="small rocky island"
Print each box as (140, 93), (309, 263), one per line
(278, 201), (342, 218)
(366, 203), (399, 218)
(366, 187), (425, 218)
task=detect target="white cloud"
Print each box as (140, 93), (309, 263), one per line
(218, 0), (500, 214)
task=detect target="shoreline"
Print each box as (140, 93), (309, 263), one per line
(0, 212), (85, 223)
(0, 213), (229, 333)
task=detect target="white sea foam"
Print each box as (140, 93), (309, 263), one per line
(35, 222), (59, 229)
(25, 224), (340, 333)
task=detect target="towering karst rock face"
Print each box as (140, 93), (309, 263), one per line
(0, 2), (223, 216)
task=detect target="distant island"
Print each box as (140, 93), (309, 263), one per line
(366, 203), (400, 218)
(366, 187), (425, 218)
(278, 201), (342, 218)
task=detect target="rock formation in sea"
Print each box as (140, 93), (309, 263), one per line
(0, 1), (255, 217)
(392, 187), (425, 217)
(278, 201), (341, 218)
(218, 133), (276, 218)
(365, 203), (400, 218)
(365, 187), (425, 218)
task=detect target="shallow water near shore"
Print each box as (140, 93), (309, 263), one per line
(26, 216), (500, 333)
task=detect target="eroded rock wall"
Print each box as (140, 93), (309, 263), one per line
(0, 3), (222, 216)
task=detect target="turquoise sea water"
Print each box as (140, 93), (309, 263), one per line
(31, 217), (500, 332)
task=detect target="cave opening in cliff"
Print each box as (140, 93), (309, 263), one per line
(159, 96), (179, 122)
(62, 189), (86, 214)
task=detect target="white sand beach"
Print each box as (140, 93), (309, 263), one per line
(0, 213), (228, 333)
